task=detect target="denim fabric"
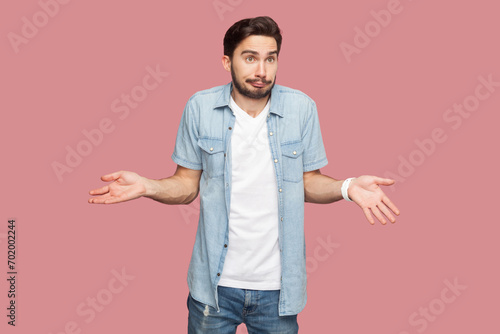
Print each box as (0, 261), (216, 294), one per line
(187, 286), (299, 334)
(172, 82), (328, 316)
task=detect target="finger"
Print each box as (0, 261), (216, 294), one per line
(371, 206), (387, 225)
(89, 185), (109, 196)
(362, 207), (375, 225)
(101, 171), (123, 182)
(101, 193), (131, 204)
(88, 193), (112, 204)
(88, 197), (101, 204)
(373, 177), (395, 186)
(382, 195), (400, 216)
(377, 203), (396, 223)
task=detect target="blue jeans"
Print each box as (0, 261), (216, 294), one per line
(187, 286), (299, 334)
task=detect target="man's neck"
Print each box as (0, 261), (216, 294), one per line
(231, 88), (270, 118)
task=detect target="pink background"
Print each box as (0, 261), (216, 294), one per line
(1, 0), (499, 333)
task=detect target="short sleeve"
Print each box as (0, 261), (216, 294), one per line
(171, 100), (203, 170)
(301, 100), (328, 172)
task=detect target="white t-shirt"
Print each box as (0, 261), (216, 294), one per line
(217, 96), (281, 290)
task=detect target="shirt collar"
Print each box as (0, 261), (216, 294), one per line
(214, 81), (284, 117)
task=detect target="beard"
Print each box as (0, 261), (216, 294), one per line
(231, 65), (275, 100)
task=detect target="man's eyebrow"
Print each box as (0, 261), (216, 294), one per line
(240, 50), (278, 56)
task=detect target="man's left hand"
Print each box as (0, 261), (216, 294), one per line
(348, 176), (400, 225)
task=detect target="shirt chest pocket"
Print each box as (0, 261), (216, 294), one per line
(280, 141), (304, 183)
(197, 138), (225, 178)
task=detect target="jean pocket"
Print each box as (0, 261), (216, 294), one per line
(197, 138), (225, 178)
(281, 141), (304, 183)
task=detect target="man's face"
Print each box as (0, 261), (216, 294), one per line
(223, 35), (278, 100)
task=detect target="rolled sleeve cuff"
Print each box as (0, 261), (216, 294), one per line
(171, 153), (202, 170)
(303, 157), (328, 172)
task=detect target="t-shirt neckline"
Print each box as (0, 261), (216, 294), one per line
(229, 95), (270, 122)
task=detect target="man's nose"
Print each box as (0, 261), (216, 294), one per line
(255, 61), (266, 78)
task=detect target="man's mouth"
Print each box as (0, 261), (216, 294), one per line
(248, 81), (267, 88)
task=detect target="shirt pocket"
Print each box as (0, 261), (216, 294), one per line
(280, 141), (304, 183)
(197, 138), (225, 178)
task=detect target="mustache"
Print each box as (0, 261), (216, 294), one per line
(246, 78), (273, 84)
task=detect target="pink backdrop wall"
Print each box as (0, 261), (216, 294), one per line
(1, 0), (499, 333)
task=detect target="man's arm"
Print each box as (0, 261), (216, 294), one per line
(303, 169), (400, 225)
(303, 169), (343, 204)
(88, 165), (202, 205)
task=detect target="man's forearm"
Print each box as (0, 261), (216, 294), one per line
(304, 172), (345, 204)
(142, 175), (198, 205)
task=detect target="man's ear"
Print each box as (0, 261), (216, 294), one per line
(221, 55), (231, 72)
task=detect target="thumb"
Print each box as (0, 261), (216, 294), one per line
(101, 171), (124, 182)
(374, 177), (395, 186)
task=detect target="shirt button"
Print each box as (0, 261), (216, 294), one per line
(280, 217), (283, 221)
(210, 147), (213, 151)
(279, 188), (282, 192)
(217, 273), (220, 276)
(293, 151), (297, 155)
(274, 159), (278, 163)
(228, 127), (232, 130)
(269, 132), (273, 136)
(224, 244), (227, 248)
(224, 153), (226, 157)
(267, 114), (270, 118)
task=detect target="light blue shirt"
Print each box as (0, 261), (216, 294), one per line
(171, 82), (328, 316)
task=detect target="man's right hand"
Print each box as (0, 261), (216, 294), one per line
(88, 171), (147, 204)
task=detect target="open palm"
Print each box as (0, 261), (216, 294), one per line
(348, 175), (400, 225)
(88, 171), (147, 204)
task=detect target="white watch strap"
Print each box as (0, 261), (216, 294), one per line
(341, 178), (355, 202)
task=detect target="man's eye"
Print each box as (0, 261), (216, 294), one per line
(246, 57), (254, 62)
(267, 58), (275, 63)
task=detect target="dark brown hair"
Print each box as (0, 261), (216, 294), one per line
(223, 16), (282, 59)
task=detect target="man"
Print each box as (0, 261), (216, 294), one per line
(88, 16), (400, 334)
